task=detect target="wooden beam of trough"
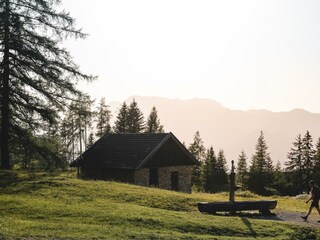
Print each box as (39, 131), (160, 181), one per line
(198, 200), (277, 215)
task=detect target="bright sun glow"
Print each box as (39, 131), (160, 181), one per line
(62, 0), (320, 112)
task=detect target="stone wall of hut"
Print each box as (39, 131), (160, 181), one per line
(134, 165), (193, 193)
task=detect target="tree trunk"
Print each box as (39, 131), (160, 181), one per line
(1, 0), (11, 169)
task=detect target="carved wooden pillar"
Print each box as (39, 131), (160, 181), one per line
(229, 160), (236, 202)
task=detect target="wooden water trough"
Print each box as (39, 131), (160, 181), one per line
(198, 200), (277, 215)
(198, 161), (277, 215)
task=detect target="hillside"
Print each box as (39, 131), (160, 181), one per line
(0, 170), (319, 239)
(110, 96), (320, 165)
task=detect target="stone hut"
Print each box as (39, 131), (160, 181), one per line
(71, 132), (199, 193)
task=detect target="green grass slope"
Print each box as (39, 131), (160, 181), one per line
(0, 170), (318, 240)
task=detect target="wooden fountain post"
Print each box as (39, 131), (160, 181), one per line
(229, 160), (236, 203)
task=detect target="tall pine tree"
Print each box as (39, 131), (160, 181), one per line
(285, 134), (304, 194)
(265, 155), (275, 188)
(113, 99), (145, 134)
(301, 130), (315, 191)
(188, 131), (205, 189)
(0, 0), (93, 169)
(216, 150), (229, 185)
(272, 161), (286, 195)
(313, 138), (320, 185)
(113, 102), (128, 133)
(248, 131), (271, 195)
(237, 150), (248, 190)
(145, 106), (164, 133)
(202, 146), (217, 192)
(127, 99), (145, 133)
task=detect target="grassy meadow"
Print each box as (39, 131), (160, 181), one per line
(0, 170), (319, 240)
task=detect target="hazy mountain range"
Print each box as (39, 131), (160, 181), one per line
(109, 96), (320, 167)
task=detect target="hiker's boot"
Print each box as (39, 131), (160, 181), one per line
(301, 216), (308, 221)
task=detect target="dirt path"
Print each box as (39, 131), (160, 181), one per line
(248, 210), (320, 228)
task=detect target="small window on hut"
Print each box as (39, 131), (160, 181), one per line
(171, 171), (179, 191)
(149, 168), (159, 187)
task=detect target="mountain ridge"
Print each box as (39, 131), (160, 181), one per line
(109, 96), (320, 166)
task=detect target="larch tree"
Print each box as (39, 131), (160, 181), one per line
(145, 106), (164, 133)
(78, 96), (95, 150)
(61, 95), (94, 162)
(95, 97), (112, 137)
(0, 0), (93, 169)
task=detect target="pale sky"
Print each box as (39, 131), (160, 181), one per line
(62, 0), (320, 113)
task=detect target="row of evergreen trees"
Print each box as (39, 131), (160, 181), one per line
(13, 96), (165, 171)
(189, 130), (320, 196)
(61, 98), (165, 165)
(188, 131), (229, 192)
(113, 100), (164, 134)
(285, 131), (320, 195)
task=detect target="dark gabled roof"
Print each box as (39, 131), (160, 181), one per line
(71, 132), (198, 169)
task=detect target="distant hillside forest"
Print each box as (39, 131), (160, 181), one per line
(2, 95), (320, 197)
(189, 129), (320, 197)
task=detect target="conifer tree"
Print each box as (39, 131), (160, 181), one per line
(188, 131), (205, 189)
(113, 102), (128, 133)
(237, 150), (248, 190)
(127, 99), (145, 133)
(285, 134), (304, 194)
(302, 130), (315, 191)
(145, 106), (164, 133)
(95, 97), (112, 137)
(248, 131), (271, 195)
(216, 150), (229, 185)
(265, 155), (275, 187)
(202, 146), (217, 192)
(272, 161), (286, 194)
(0, 0), (93, 169)
(313, 138), (320, 185)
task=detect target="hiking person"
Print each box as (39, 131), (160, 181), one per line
(301, 180), (320, 222)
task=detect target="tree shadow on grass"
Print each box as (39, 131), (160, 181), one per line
(241, 217), (257, 238)
(237, 212), (283, 221)
(0, 170), (61, 194)
(210, 211), (283, 222)
(0, 170), (41, 186)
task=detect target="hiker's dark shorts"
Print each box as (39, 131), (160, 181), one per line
(311, 200), (319, 208)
